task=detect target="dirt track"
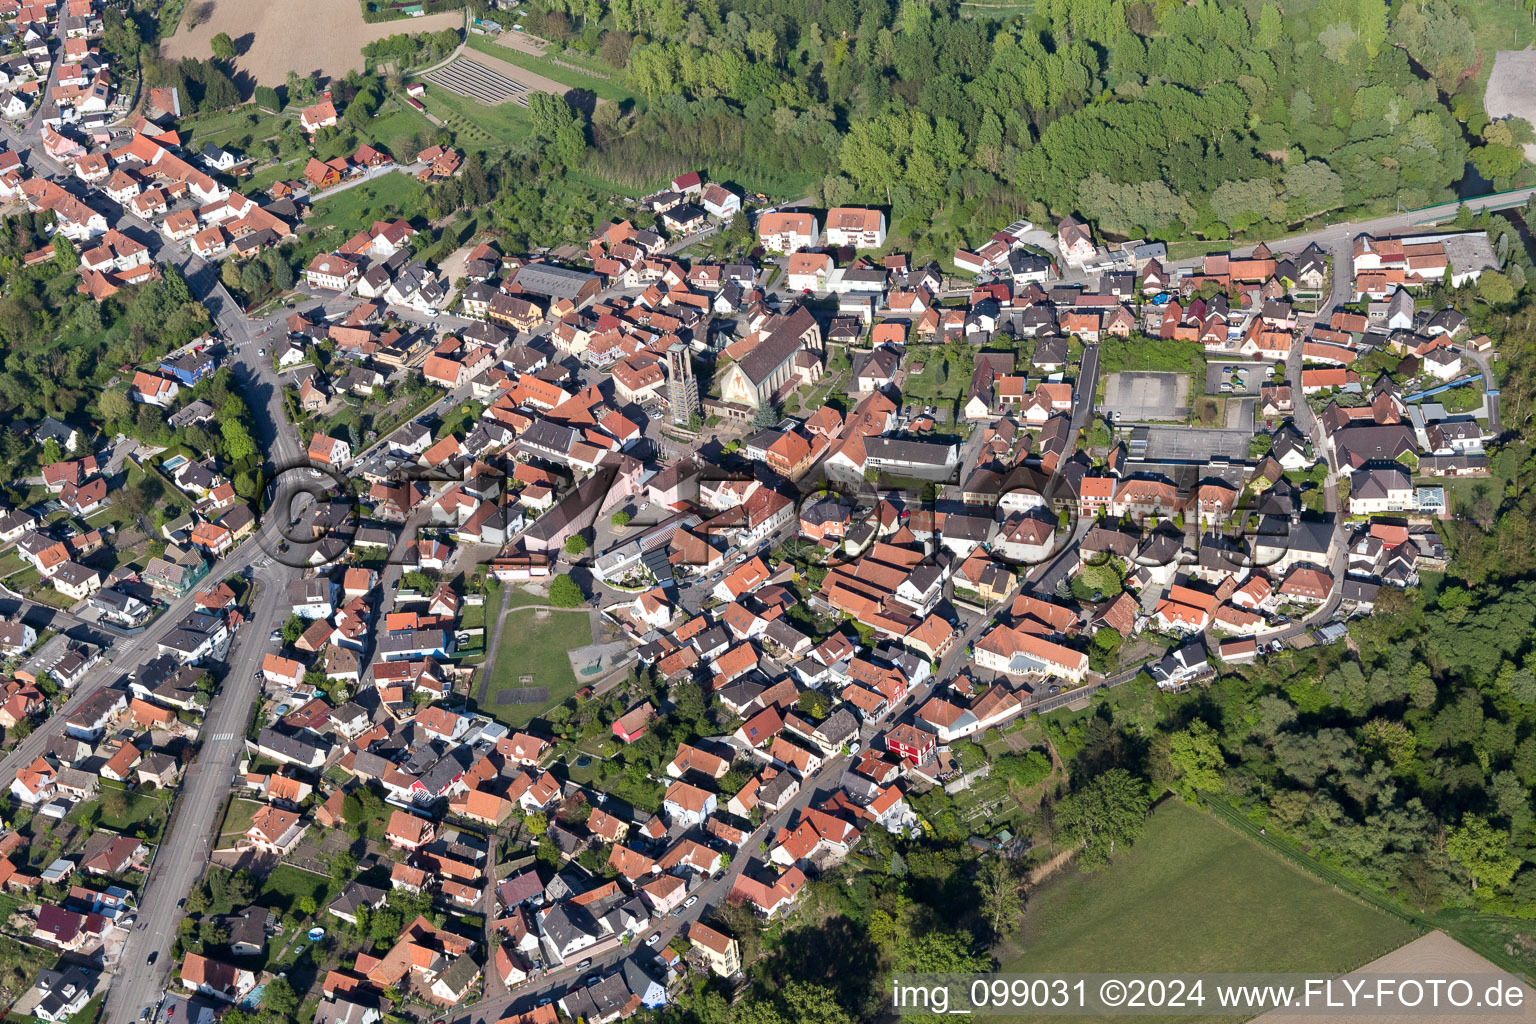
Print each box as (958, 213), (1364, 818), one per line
(163, 0), (465, 85)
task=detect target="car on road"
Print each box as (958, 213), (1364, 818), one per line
(586, 975), (602, 987)
(1048, 685), (1061, 694)
(645, 933), (661, 946)
(269, 630), (281, 642)
(146, 950), (158, 964)
(684, 895), (699, 908)
(256, 348), (265, 356)
(537, 998), (552, 1007)
(577, 959), (592, 971)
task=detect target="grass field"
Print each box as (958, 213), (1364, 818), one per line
(483, 607), (591, 727)
(997, 802), (1418, 1021)
(0, 934), (54, 1009)
(422, 84), (536, 153)
(1464, 0), (1535, 93)
(258, 864), (333, 917)
(309, 173), (426, 234)
(180, 107), (290, 149)
(365, 98), (437, 158)
(899, 345), (971, 413)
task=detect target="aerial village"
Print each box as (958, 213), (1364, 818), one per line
(0, 5), (1505, 1018)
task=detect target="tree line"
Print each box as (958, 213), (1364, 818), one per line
(514, 0), (1518, 258)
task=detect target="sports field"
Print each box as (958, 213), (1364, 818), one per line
(483, 607), (592, 727)
(996, 801), (1418, 1022)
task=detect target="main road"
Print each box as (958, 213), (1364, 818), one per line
(102, 547), (292, 1024)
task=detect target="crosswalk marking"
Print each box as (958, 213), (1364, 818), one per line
(210, 733), (234, 742)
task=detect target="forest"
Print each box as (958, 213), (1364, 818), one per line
(514, 0), (1526, 256)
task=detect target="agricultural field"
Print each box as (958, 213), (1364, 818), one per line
(163, 0), (464, 85)
(465, 34), (637, 104)
(997, 801), (1418, 1021)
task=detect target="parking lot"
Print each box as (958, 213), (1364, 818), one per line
(1205, 361), (1270, 396)
(1104, 371), (1189, 422)
(1140, 426), (1252, 461)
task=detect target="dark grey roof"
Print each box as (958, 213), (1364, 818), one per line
(254, 727), (329, 764)
(512, 263), (597, 301)
(326, 883), (387, 919)
(736, 307), (818, 387)
(1150, 638), (1212, 684)
(539, 900), (601, 952)
(1332, 424), (1415, 466)
(864, 436), (958, 468)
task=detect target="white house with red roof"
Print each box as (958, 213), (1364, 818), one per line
(299, 99), (337, 133)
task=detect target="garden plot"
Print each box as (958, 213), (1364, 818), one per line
(425, 56), (529, 106)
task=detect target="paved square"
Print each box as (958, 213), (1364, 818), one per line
(1104, 371), (1189, 422)
(1141, 426), (1252, 461)
(495, 686), (550, 706)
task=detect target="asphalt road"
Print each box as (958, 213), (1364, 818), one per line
(107, 565), (290, 1024)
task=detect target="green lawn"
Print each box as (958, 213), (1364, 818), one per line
(68, 783), (173, 841)
(246, 157), (308, 194)
(258, 864), (333, 918)
(482, 608), (591, 727)
(309, 173), (426, 235)
(217, 797), (262, 844)
(421, 84), (536, 153)
(66, 994), (103, 1024)
(180, 106), (290, 148)
(504, 585), (552, 609)
(28, 586), (77, 610)
(465, 36), (638, 104)
(900, 346), (970, 410)
(366, 97), (437, 158)
(997, 801), (1418, 1021)
(0, 934), (54, 1008)
(1464, 0), (1535, 94)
